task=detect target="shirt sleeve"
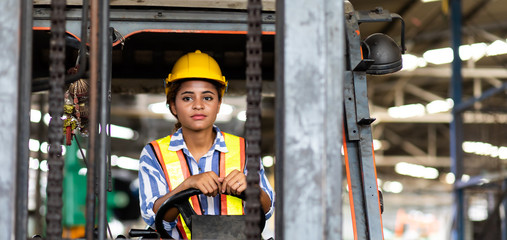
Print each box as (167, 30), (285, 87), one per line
(244, 160), (276, 220)
(138, 145), (178, 231)
(258, 162), (275, 220)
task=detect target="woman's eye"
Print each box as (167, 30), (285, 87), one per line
(182, 96), (192, 101)
(204, 96), (213, 101)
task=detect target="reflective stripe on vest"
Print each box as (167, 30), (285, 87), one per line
(220, 132), (245, 215)
(150, 132), (245, 239)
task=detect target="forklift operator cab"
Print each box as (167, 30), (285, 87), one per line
(129, 188), (266, 239)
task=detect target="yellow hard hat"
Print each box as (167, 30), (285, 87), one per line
(165, 50), (227, 96)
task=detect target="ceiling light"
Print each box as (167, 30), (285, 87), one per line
(422, 40), (507, 65)
(462, 141), (507, 159)
(111, 155), (119, 166)
(237, 110), (247, 122)
(39, 160), (49, 172)
(29, 157), (40, 170)
(459, 43), (487, 61)
(31, 109), (41, 123)
(387, 104), (425, 118)
(148, 101), (169, 114)
(468, 196), (488, 221)
(116, 156), (139, 171)
(262, 155), (274, 168)
(383, 181), (403, 193)
(461, 174), (470, 182)
(43, 113), (51, 126)
(395, 162), (439, 179)
(40, 142), (48, 153)
(216, 103), (234, 122)
(486, 40), (507, 56)
(426, 98), (453, 114)
(401, 54), (427, 71)
(110, 124), (138, 140)
(372, 139), (382, 151)
(39, 142), (66, 155)
(445, 173), (455, 184)
(421, 0), (440, 2)
(423, 47), (454, 64)
(29, 139), (40, 152)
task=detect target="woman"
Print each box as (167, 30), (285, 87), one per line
(138, 50), (274, 239)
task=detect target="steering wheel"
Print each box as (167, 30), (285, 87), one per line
(154, 188), (266, 239)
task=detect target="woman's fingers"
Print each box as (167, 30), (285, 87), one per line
(221, 171), (235, 193)
(187, 171), (249, 196)
(222, 170), (246, 195)
(189, 172), (221, 197)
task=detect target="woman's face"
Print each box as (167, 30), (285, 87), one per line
(170, 80), (221, 133)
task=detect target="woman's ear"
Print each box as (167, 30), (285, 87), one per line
(168, 102), (177, 116)
(217, 99), (222, 114)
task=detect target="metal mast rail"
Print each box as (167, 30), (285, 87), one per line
(46, 0), (67, 239)
(245, 0), (263, 239)
(342, 2), (406, 239)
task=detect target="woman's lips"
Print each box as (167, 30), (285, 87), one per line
(191, 114), (206, 120)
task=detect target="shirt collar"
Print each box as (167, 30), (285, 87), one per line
(167, 125), (229, 153)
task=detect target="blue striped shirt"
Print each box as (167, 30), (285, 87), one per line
(138, 126), (275, 238)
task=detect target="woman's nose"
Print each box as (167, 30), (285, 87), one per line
(192, 99), (204, 110)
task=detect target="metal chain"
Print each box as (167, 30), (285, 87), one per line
(245, 0), (263, 238)
(46, 0), (66, 239)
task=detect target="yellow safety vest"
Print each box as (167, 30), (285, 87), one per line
(150, 132), (245, 239)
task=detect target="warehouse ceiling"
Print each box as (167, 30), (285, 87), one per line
(31, 0), (507, 206)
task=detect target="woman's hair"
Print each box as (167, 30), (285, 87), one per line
(166, 79), (224, 132)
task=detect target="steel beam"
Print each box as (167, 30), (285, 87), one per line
(393, 67), (507, 79)
(33, 0), (277, 11)
(275, 0), (344, 239)
(33, 8), (276, 37)
(0, 0), (21, 239)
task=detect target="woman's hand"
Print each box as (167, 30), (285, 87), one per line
(186, 171), (222, 197)
(221, 170), (247, 196)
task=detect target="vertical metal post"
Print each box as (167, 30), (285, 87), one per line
(274, 1), (285, 238)
(15, 0), (33, 239)
(98, 1), (112, 239)
(450, 0), (464, 240)
(0, 0), (21, 238)
(275, 0), (344, 239)
(87, 0), (100, 238)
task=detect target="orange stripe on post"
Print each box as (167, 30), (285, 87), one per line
(342, 130), (358, 240)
